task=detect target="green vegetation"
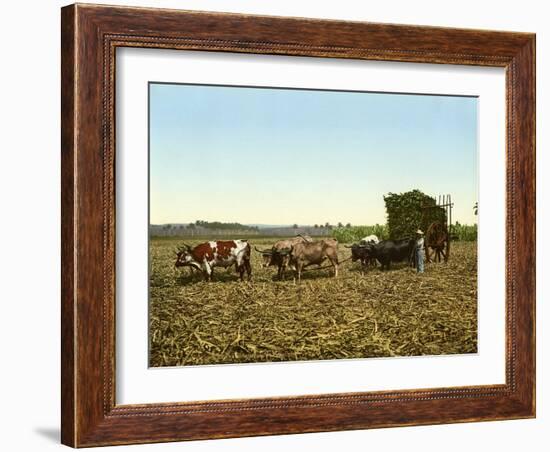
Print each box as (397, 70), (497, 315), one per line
(150, 237), (478, 367)
(384, 189), (446, 239)
(331, 222), (477, 244)
(452, 222), (478, 242)
(330, 224), (389, 243)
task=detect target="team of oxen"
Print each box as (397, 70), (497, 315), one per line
(175, 234), (417, 282)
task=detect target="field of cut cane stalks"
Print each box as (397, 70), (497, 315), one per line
(149, 237), (477, 367)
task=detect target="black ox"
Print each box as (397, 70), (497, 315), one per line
(361, 238), (416, 271)
(346, 243), (377, 269)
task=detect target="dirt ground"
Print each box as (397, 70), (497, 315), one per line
(149, 237), (477, 366)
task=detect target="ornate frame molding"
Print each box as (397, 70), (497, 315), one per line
(62, 4), (535, 447)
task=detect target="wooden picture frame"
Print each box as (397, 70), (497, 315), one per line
(61, 3), (535, 447)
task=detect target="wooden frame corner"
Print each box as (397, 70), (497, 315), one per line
(61, 3), (535, 447)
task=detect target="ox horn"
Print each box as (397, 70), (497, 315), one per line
(254, 246), (273, 254)
(278, 248), (291, 256)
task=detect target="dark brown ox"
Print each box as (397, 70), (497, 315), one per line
(286, 238), (339, 282)
(255, 235), (312, 280)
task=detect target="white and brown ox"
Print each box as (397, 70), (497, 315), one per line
(255, 235), (312, 280)
(175, 240), (251, 281)
(283, 238), (339, 282)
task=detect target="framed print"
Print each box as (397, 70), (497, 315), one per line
(61, 3), (536, 447)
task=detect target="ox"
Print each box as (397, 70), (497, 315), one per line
(345, 235), (380, 269)
(364, 238), (415, 271)
(255, 235), (312, 280)
(346, 243), (376, 270)
(284, 238), (339, 282)
(175, 240), (251, 281)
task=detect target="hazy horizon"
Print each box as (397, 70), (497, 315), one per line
(150, 83), (478, 226)
(150, 220), (476, 227)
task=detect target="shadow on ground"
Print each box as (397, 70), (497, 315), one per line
(34, 427), (59, 443)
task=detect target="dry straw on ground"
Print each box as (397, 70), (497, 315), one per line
(149, 238), (477, 367)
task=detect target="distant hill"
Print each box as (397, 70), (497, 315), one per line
(258, 226), (331, 237)
(246, 224), (290, 229)
(149, 222), (333, 237)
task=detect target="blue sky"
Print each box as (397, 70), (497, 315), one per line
(149, 83), (478, 226)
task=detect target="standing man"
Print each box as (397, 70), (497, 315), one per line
(415, 229), (425, 273)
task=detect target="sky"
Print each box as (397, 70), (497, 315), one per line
(149, 83), (478, 226)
